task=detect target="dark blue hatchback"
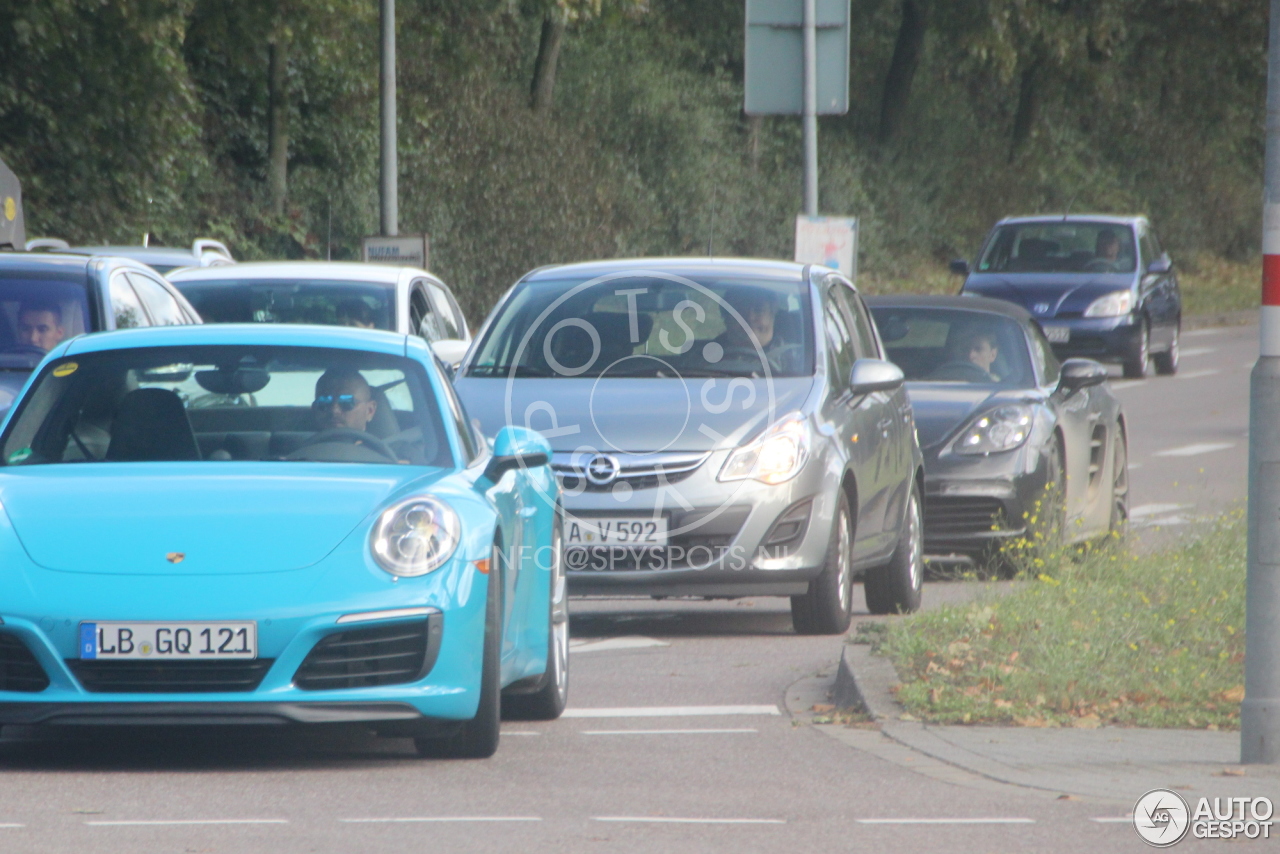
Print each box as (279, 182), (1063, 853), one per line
(952, 215), (1181, 378)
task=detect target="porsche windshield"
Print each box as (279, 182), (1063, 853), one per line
(1, 345), (452, 467)
(175, 280), (396, 331)
(870, 308), (1034, 386)
(977, 222), (1137, 274)
(468, 274), (814, 379)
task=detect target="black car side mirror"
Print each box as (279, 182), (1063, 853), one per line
(849, 358), (905, 395)
(1058, 358), (1109, 393)
(949, 259), (970, 276)
(483, 451), (549, 484)
(1146, 254), (1172, 275)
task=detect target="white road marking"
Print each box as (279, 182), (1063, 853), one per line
(1153, 442), (1235, 457)
(1132, 516), (1192, 530)
(1129, 503), (1191, 519)
(1108, 380), (1147, 391)
(583, 728), (758, 735)
(1184, 328), (1225, 338)
(87, 819), (289, 826)
(1127, 462), (1142, 470)
(856, 818), (1035, 825)
(1177, 347), (1216, 357)
(0, 824), (23, 828)
(569, 636), (670, 654)
(1175, 369), (1220, 380)
(593, 817), (785, 825)
(340, 817), (542, 823)
(563, 705), (780, 718)
(1091, 816), (1133, 824)
(500, 730), (540, 736)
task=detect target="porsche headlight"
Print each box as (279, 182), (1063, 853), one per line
(953, 405), (1034, 455)
(1083, 290), (1133, 317)
(718, 414), (809, 485)
(371, 496), (461, 576)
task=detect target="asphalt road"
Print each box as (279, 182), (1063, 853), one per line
(0, 323), (1257, 853)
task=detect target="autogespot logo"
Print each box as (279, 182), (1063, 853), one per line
(1133, 789), (1191, 847)
(500, 270), (785, 566)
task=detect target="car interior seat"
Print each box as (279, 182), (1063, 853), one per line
(106, 388), (201, 461)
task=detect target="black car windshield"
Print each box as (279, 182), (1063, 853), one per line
(176, 280), (396, 331)
(870, 307), (1034, 386)
(469, 274), (814, 379)
(977, 222), (1137, 274)
(1, 345), (451, 467)
(0, 275), (92, 368)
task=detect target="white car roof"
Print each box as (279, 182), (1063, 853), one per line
(167, 261), (427, 284)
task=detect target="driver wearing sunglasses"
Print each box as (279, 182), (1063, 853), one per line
(312, 369), (378, 434)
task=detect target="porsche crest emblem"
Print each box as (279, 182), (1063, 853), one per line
(166, 552), (185, 564)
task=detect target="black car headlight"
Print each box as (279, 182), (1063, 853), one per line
(953, 405), (1034, 455)
(370, 496), (461, 576)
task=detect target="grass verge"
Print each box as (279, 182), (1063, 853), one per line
(878, 512), (1246, 729)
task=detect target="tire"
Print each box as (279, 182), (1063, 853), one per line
(502, 515), (569, 721)
(415, 541), (502, 759)
(864, 485), (923, 615)
(1122, 318), (1150, 379)
(791, 491), (854, 635)
(1031, 436), (1067, 546)
(1108, 424), (1129, 534)
(1153, 320), (1180, 375)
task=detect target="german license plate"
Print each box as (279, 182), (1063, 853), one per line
(1043, 325), (1070, 343)
(565, 516), (668, 547)
(79, 621), (257, 660)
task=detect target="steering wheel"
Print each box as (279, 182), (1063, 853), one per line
(286, 428), (400, 464)
(1083, 258), (1119, 273)
(927, 360), (996, 383)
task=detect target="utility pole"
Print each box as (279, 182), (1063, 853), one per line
(379, 0), (398, 237)
(1243, 0), (1280, 765)
(802, 0), (818, 216)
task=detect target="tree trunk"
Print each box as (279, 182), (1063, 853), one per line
(877, 0), (927, 144)
(267, 35), (289, 215)
(1008, 57), (1042, 162)
(530, 13), (567, 114)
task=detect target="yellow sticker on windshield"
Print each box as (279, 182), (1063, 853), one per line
(52, 362), (78, 377)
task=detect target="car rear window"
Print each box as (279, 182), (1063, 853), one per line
(176, 280), (396, 331)
(1, 345), (452, 468)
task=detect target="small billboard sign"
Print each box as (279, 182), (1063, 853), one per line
(795, 215), (857, 280)
(362, 234), (429, 269)
(0, 157), (25, 250)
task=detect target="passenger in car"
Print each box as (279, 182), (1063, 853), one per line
(337, 299), (376, 329)
(17, 299), (66, 353)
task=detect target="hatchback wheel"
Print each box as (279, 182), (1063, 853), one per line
(864, 485), (923, 615)
(1122, 319), (1150, 379)
(1153, 321), (1180, 375)
(791, 492), (854, 635)
(1109, 425), (1129, 534)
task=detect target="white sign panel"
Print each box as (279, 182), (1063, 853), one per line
(794, 216), (857, 280)
(362, 234), (430, 269)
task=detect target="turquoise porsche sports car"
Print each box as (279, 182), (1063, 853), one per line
(0, 324), (566, 758)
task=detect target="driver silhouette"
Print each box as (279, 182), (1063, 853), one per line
(313, 369), (377, 433)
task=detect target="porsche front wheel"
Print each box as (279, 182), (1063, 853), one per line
(502, 515), (569, 720)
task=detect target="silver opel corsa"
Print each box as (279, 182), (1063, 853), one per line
(454, 258), (924, 633)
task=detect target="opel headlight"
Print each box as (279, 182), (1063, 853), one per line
(1083, 290), (1133, 317)
(371, 496), (461, 576)
(718, 413), (809, 485)
(953, 405), (1034, 455)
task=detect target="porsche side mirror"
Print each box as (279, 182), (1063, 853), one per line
(483, 425), (552, 482)
(849, 358), (905, 395)
(1058, 358), (1109, 393)
(949, 259), (970, 276)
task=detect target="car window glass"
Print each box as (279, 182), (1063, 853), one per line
(437, 374), (477, 463)
(127, 272), (186, 326)
(823, 287), (856, 388)
(410, 286), (444, 340)
(426, 283), (462, 340)
(829, 281), (876, 359)
(977, 222), (1137, 274)
(1139, 231), (1159, 268)
(869, 306), (1035, 386)
(0, 274), (91, 359)
(174, 280), (394, 330)
(1028, 326), (1061, 386)
(109, 273), (148, 329)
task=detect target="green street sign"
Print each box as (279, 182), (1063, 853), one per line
(744, 0), (850, 116)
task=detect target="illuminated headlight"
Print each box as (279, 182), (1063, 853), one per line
(718, 414), (809, 485)
(954, 405), (1034, 455)
(370, 496), (461, 576)
(1083, 290), (1133, 317)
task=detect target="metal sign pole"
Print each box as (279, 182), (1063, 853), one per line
(1243, 0), (1280, 765)
(802, 0), (818, 216)
(379, 0), (398, 237)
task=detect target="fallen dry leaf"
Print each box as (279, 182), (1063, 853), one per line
(1015, 716), (1049, 728)
(1056, 794), (1080, 801)
(1221, 686), (1245, 703)
(811, 704), (834, 713)
(1072, 714), (1101, 729)
(1214, 768), (1246, 777)
(994, 699), (1013, 709)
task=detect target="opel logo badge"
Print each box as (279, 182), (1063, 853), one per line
(585, 454), (621, 486)
(1034, 302), (1051, 315)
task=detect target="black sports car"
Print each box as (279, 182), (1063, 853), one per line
(866, 295), (1128, 563)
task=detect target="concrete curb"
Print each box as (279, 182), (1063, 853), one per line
(833, 643), (904, 721)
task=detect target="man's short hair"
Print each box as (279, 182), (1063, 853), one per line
(19, 299), (62, 322)
(315, 368), (371, 398)
(337, 298), (374, 326)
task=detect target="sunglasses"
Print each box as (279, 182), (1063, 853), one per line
(312, 394), (363, 412)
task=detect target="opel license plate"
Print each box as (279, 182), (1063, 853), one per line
(565, 516), (668, 548)
(79, 621), (257, 660)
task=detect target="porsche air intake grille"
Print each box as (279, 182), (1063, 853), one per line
(0, 633), (50, 692)
(923, 496), (1007, 534)
(293, 616), (442, 691)
(66, 659), (274, 693)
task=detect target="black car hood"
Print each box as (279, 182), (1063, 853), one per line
(962, 273), (1134, 317)
(907, 383), (1041, 451)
